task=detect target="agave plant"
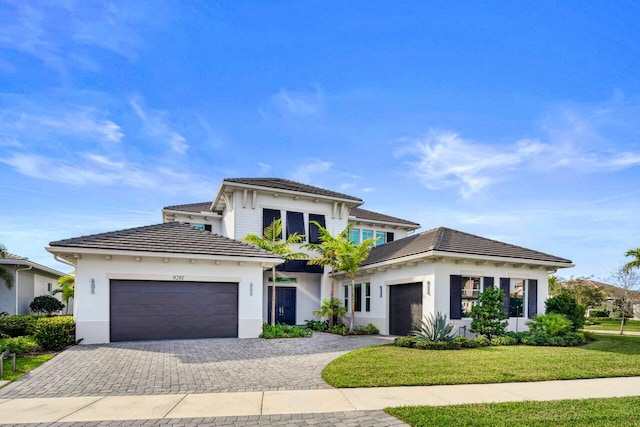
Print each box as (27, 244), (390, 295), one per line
(410, 312), (457, 342)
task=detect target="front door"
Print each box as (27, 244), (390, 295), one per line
(267, 286), (297, 325)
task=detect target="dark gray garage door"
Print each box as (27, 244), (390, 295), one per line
(110, 280), (238, 342)
(389, 282), (423, 336)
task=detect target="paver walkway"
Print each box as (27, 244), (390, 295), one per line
(0, 333), (391, 398)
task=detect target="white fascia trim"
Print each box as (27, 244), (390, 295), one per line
(353, 250), (573, 273)
(162, 209), (221, 217)
(46, 246), (284, 266)
(347, 215), (420, 230)
(217, 181), (364, 208)
(0, 258), (66, 277)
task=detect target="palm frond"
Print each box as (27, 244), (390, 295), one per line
(0, 265), (14, 289)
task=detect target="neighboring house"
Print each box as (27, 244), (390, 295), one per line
(0, 253), (68, 315)
(567, 279), (640, 319)
(47, 178), (573, 344)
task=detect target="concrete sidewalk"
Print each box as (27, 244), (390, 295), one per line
(1, 376), (639, 424)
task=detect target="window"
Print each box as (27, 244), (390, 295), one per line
(362, 229), (373, 242)
(460, 277), (481, 317)
(286, 211), (305, 239)
(375, 231), (386, 246)
(308, 214), (326, 244)
(354, 284), (362, 312)
(263, 209), (282, 238)
(190, 223), (205, 230)
(349, 228), (360, 244)
(365, 283), (371, 312)
(510, 279), (526, 317)
(344, 285), (349, 312)
(386, 232), (394, 242)
(47, 283), (52, 292)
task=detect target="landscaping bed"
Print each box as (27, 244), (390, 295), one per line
(322, 334), (640, 388)
(386, 396), (640, 427)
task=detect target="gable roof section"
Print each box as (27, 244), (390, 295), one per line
(0, 253), (67, 276)
(163, 202), (212, 213)
(49, 222), (280, 259)
(362, 227), (572, 266)
(223, 178), (363, 202)
(350, 207), (420, 228)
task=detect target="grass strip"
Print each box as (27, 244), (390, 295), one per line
(1, 354), (54, 382)
(386, 396), (640, 426)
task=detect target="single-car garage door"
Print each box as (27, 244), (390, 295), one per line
(389, 282), (423, 336)
(110, 280), (238, 342)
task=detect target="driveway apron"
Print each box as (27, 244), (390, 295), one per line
(0, 332), (390, 398)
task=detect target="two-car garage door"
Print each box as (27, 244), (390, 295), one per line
(110, 280), (238, 342)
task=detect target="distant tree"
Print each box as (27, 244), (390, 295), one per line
(243, 219), (308, 326)
(549, 276), (605, 309)
(53, 275), (75, 315)
(609, 265), (640, 334)
(624, 248), (640, 272)
(470, 287), (508, 339)
(545, 293), (586, 332)
(548, 275), (563, 297)
(0, 243), (14, 289)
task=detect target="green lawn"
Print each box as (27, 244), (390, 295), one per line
(1, 354), (54, 382)
(586, 318), (640, 332)
(322, 335), (640, 388)
(386, 396), (640, 427)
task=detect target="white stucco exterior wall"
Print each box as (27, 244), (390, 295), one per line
(73, 253), (268, 344)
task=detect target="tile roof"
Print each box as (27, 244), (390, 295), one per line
(163, 202), (212, 213)
(49, 222), (281, 259)
(350, 207), (420, 228)
(224, 178), (363, 202)
(362, 227), (572, 266)
(2, 253), (27, 261)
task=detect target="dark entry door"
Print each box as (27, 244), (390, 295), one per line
(267, 286), (297, 325)
(389, 282), (423, 336)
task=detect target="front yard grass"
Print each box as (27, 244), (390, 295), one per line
(386, 396), (640, 427)
(1, 354), (53, 382)
(322, 335), (640, 388)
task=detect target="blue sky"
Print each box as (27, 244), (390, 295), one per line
(1, 1), (639, 281)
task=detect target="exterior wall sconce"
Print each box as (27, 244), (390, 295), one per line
(250, 282), (253, 296)
(91, 278), (95, 294)
(379, 286), (383, 298)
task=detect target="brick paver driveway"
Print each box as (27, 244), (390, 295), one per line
(1, 332), (390, 398)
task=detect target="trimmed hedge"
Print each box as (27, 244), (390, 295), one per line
(0, 336), (39, 355)
(0, 315), (41, 337)
(259, 323), (312, 339)
(33, 316), (76, 351)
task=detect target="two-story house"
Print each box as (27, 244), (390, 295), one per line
(47, 178), (573, 344)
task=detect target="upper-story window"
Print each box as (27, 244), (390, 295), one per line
(349, 228), (360, 244)
(308, 214), (326, 244)
(286, 211), (305, 239)
(362, 229), (373, 242)
(263, 209), (282, 238)
(386, 232), (394, 242)
(189, 223), (212, 232)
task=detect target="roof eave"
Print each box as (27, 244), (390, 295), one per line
(46, 246), (284, 267)
(0, 258), (67, 277)
(348, 215), (421, 230)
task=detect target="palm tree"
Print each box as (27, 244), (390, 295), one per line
(0, 243), (14, 289)
(624, 248), (640, 272)
(306, 223), (377, 331)
(243, 218), (309, 326)
(53, 275), (75, 315)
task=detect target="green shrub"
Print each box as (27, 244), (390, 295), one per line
(505, 331), (530, 344)
(327, 324), (349, 335)
(0, 315), (40, 337)
(410, 312), (456, 342)
(527, 313), (573, 337)
(545, 294), (586, 331)
(259, 323), (312, 339)
(470, 287), (508, 339)
(30, 296), (65, 316)
(0, 336), (40, 355)
(304, 319), (327, 331)
(394, 336), (417, 348)
(353, 323), (379, 335)
(589, 309), (609, 318)
(521, 331), (585, 347)
(452, 335), (480, 348)
(33, 316), (76, 350)
(490, 335), (517, 346)
(474, 335), (491, 347)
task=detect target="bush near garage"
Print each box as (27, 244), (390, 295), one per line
(259, 323), (312, 339)
(0, 315), (41, 337)
(33, 316), (76, 351)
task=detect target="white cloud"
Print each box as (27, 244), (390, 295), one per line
(130, 97), (188, 153)
(270, 87), (324, 116)
(258, 162), (272, 175)
(289, 159), (333, 183)
(397, 130), (547, 199)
